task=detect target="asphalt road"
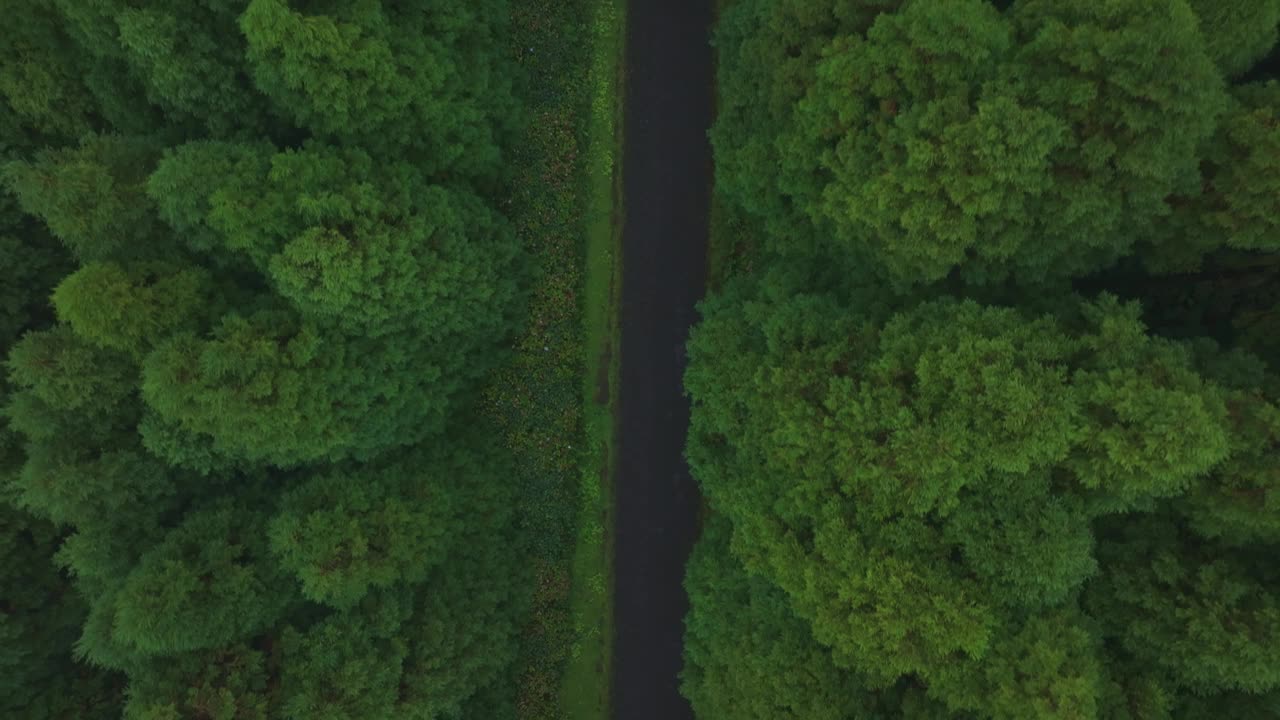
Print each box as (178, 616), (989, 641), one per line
(611, 1), (713, 718)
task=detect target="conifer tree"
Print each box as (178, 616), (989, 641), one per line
(0, 1), (531, 715)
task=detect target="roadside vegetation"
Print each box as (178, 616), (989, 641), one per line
(685, 1), (1280, 718)
(562, 0), (624, 716)
(495, 0), (622, 718)
(706, 0), (756, 294)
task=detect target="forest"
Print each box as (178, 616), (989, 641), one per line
(683, 0), (1280, 718)
(8, 0), (1280, 718)
(0, 1), (596, 717)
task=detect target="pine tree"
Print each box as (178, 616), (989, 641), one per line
(239, 0), (518, 178)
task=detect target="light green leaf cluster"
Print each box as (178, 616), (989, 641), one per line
(688, 1), (1280, 715)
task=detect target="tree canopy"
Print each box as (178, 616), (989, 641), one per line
(0, 0), (534, 716)
(689, 0), (1280, 717)
(686, 277), (1280, 716)
(717, 0), (1240, 286)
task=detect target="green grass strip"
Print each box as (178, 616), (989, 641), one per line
(559, 0), (624, 717)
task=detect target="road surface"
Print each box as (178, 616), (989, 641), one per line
(612, 0), (713, 718)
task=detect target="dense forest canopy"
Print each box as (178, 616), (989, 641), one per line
(687, 0), (1280, 718)
(0, 1), (531, 718)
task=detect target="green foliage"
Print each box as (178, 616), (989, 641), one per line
(0, 0), (100, 144)
(1174, 690), (1280, 720)
(0, 506), (124, 719)
(1172, 343), (1280, 545)
(928, 609), (1103, 720)
(0, 0), (533, 716)
(1185, 0), (1280, 78)
(13, 443), (175, 536)
(1205, 82), (1280, 253)
(279, 605), (409, 720)
(683, 518), (932, 720)
(124, 643), (271, 720)
(1087, 515), (1280, 694)
(1149, 81), (1280, 273)
(107, 505), (287, 659)
(269, 449), (458, 610)
(240, 0), (518, 177)
(5, 324), (139, 443)
(692, 287), (1217, 664)
(133, 140), (524, 468)
(4, 134), (164, 262)
(396, 517), (528, 720)
(788, 0), (1049, 281)
(151, 141), (522, 338)
(717, 0), (1227, 285)
(53, 261), (214, 357)
(0, 156), (120, 720)
(711, 0), (902, 251)
(480, 0), (624, 715)
(684, 274), (1280, 715)
(1006, 0), (1226, 271)
(0, 218), (69, 348)
(693, 1), (1280, 715)
(111, 0), (275, 137)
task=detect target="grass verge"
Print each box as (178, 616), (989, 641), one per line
(706, 0), (756, 291)
(559, 0), (624, 716)
(486, 0), (622, 718)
